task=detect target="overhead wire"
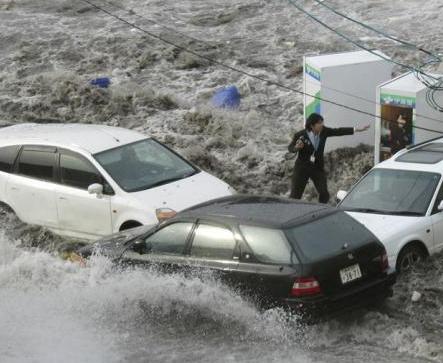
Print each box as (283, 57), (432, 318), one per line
(96, 0), (304, 69)
(98, 0), (215, 48)
(311, 0), (441, 63)
(99, 0), (443, 123)
(101, 0), (443, 120)
(286, 0), (439, 81)
(415, 60), (443, 112)
(78, 0), (443, 134)
(314, 0), (443, 112)
(288, 0), (443, 111)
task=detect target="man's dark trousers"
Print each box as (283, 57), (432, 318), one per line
(290, 162), (329, 203)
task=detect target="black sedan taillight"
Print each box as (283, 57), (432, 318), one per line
(291, 277), (322, 297)
(381, 252), (389, 272)
(373, 251), (389, 273)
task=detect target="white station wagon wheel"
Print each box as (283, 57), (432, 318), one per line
(396, 244), (427, 272)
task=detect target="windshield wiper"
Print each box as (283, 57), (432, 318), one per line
(384, 210), (423, 216)
(346, 207), (423, 216)
(181, 170), (198, 178)
(147, 171), (198, 189)
(147, 177), (184, 189)
(345, 207), (388, 214)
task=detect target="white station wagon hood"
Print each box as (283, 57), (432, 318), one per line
(344, 210), (433, 269)
(131, 170), (233, 212)
(345, 211), (423, 241)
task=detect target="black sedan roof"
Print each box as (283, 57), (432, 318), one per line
(178, 195), (334, 228)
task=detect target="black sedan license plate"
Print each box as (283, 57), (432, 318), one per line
(340, 264), (362, 284)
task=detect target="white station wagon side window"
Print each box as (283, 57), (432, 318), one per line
(60, 153), (103, 190)
(0, 145), (20, 173)
(18, 148), (56, 182)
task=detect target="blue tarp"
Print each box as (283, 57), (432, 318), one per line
(211, 85), (240, 109)
(90, 77), (111, 88)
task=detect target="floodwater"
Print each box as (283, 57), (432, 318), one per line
(0, 0), (442, 362)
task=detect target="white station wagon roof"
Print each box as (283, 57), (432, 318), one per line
(376, 138), (443, 173)
(0, 123), (147, 154)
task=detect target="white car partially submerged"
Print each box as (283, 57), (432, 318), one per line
(0, 123), (235, 240)
(337, 140), (443, 272)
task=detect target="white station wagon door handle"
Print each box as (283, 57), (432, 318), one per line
(59, 196), (68, 200)
(10, 186), (19, 191)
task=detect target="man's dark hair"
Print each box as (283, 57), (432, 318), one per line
(305, 113), (324, 130)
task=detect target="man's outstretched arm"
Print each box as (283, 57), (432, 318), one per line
(325, 124), (370, 137)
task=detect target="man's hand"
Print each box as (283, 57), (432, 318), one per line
(355, 124), (370, 132)
(295, 139), (304, 150)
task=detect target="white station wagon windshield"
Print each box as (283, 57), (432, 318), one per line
(341, 169), (440, 216)
(94, 139), (197, 192)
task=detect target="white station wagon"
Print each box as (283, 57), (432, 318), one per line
(337, 139), (443, 272)
(0, 123), (235, 240)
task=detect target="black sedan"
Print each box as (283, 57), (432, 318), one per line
(77, 195), (395, 317)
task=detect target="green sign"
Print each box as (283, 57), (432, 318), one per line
(305, 64), (321, 81)
(381, 93), (416, 108)
(305, 91), (321, 116)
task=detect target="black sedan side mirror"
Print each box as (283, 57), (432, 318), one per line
(132, 239), (150, 254)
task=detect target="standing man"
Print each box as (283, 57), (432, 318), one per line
(288, 112), (370, 203)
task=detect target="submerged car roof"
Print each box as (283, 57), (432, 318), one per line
(0, 123), (147, 154)
(178, 195), (334, 228)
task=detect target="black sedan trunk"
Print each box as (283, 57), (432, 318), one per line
(303, 242), (386, 297)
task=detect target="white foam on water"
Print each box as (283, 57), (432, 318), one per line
(0, 233), (312, 362)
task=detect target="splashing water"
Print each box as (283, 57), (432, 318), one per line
(1, 205), (443, 362)
(1, 0), (443, 361)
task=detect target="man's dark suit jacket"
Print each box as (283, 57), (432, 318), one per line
(288, 127), (354, 170)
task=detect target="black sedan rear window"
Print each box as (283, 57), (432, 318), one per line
(285, 212), (375, 261)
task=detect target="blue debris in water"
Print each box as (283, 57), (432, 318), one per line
(90, 77), (111, 88)
(211, 85), (240, 109)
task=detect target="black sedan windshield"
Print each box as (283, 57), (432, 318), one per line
(341, 168), (440, 216)
(94, 139), (197, 192)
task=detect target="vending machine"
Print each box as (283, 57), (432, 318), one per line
(375, 72), (443, 163)
(303, 50), (394, 152)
